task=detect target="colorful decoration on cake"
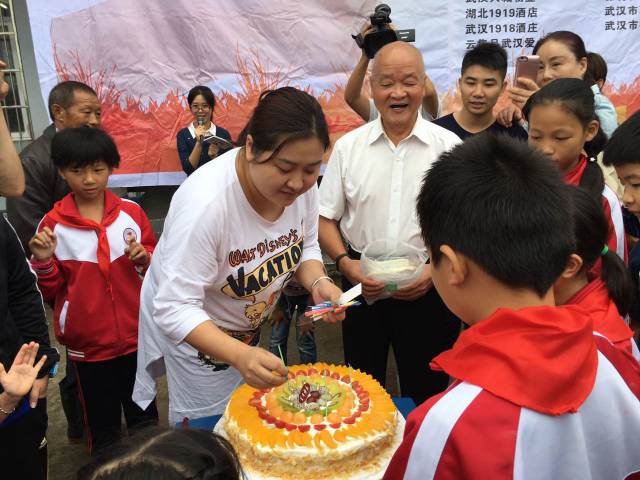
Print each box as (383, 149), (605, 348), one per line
(220, 363), (400, 479)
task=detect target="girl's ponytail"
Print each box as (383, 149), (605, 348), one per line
(568, 186), (633, 315)
(600, 247), (634, 316)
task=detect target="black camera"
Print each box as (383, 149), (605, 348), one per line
(352, 4), (416, 59)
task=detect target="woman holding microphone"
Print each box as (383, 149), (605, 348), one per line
(177, 85), (233, 175)
(135, 87), (345, 425)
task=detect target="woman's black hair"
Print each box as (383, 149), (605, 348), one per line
(523, 78), (607, 199)
(77, 428), (243, 480)
(237, 86), (330, 160)
(568, 186), (633, 315)
(51, 127), (120, 170)
(532, 30), (595, 85)
(586, 52), (608, 87)
(188, 86), (216, 120)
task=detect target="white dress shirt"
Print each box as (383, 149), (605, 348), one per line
(188, 122), (217, 138)
(319, 115), (461, 252)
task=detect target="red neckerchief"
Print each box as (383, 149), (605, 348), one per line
(563, 154), (588, 186)
(431, 305), (597, 415)
(48, 190), (121, 286)
(567, 279), (634, 344)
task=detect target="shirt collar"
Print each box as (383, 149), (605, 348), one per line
(188, 122), (217, 139)
(367, 113), (431, 146)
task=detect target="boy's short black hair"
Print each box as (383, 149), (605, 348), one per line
(51, 127), (120, 170)
(461, 42), (508, 79)
(603, 109), (640, 167)
(417, 133), (575, 297)
(47, 80), (97, 121)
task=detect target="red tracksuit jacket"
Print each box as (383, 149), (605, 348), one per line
(568, 278), (640, 365)
(564, 155), (627, 263)
(31, 191), (156, 362)
(384, 306), (640, 480)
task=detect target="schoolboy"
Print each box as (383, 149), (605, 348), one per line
(433, 42), (527, 140)
(603, 110), (640, 330)
(28, 127), (158, 453)
(384, 134), (640, 479)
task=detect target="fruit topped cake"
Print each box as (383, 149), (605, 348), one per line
(220, 363), (400, 479)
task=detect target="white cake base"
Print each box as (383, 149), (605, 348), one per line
(214, 413), (406, 480)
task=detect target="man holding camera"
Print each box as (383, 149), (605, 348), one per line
(319, 41), (462, 405)
(345, 7), (439, 123)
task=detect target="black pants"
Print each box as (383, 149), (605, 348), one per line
(342, 274), (461, 405)
(0, 397), (48, 480)
(59, 349), (84, 438)
(73, 351), (158, 454)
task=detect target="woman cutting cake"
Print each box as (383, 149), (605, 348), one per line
(134, 87), (345, 425)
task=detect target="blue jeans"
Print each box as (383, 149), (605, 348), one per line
(269, 294), (317, 365)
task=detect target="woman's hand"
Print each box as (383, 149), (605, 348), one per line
(310, 278), (347, 323)
(195, 124), (208, 142)
(0, 342), (47, 408)
(207, 143), (220, 159)
(497, 104), (524, 128)
(508, 77), (539, 109)
(236, 346), (288, 390)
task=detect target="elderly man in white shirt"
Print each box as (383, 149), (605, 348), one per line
(319, 42), (462, 404)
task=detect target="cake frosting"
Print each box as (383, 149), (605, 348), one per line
(220, 363), (399, 479)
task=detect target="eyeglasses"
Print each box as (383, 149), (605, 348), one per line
(190, 104), (211, 111)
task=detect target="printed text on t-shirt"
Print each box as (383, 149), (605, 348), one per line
(227, 229), (300, 267)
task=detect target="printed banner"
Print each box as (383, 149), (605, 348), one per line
(26, 0), (640, 187)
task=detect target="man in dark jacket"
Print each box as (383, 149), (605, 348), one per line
(6, 80), (101, 441)
(0, 60), (57, 479)
(7, 80), (101, 252)
(0, 216), (60, 478)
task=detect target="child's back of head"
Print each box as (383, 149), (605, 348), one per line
(417, 133), (575, 298)
(77, 428), (243, 480)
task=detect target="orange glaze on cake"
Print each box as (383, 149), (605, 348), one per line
(223, 363), (398, 479)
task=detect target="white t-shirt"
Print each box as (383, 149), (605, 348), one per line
(319, 115), (461, 252)
(134, 147), (323, 423)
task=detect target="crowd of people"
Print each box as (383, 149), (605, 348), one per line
(0, 21), (639, 480)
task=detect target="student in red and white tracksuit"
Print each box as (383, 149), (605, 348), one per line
(28, 127), (158, 453)
(384, 307), (640, 480)
(554, 186), (640, 380)
(394, 133), (640, 480)
(563, 155), (627, 264)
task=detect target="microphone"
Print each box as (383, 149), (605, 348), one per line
(197, 117), (205, 127)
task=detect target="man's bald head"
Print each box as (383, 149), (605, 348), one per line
(369, 41), (426, 136)
(371, 42), (425, 80)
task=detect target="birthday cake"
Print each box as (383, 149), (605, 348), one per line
(219, 363), (400, 479)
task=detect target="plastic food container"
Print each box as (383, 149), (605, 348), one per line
(360, 239), (428, 299)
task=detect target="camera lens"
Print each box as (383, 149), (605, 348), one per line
(375, 4), (391, 15)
